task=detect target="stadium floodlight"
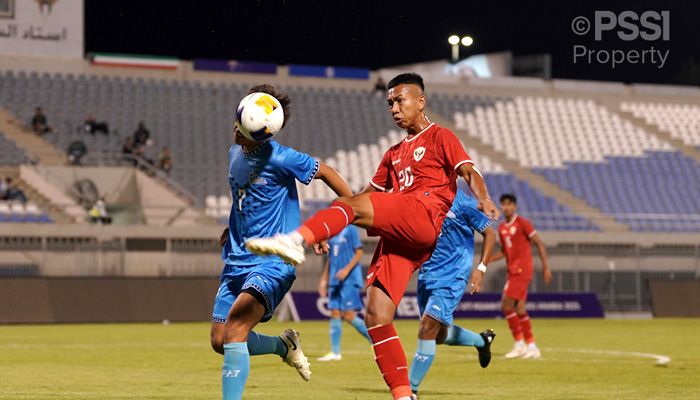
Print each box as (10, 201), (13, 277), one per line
(461, 36), (474, 47)
(448, 35), (460, 61)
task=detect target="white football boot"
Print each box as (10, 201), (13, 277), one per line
(317, 352), (342, 362)
(280, 329), (311, 381)
(245, 234), (305, 265)
(504, 340), (527, 359)
(522, 343), (542, 359)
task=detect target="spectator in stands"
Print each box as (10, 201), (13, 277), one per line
(158, 146), (172, 173)
(83, 115), (110, 135)
(133, 122), (150, 146)
(30, 107), (51, 135)
(2, 178), (27, 203)
(88, 197), (112, 224)
(372, 76), (387, 97)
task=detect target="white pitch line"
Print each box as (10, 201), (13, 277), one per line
(546, 347), (671, 366)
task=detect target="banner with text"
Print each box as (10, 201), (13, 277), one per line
(0, 0), (83, 58)
(287, 292), (604, 320)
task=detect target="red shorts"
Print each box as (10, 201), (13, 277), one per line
(503, 274), (532, 301)
(365, 192), (438, 306)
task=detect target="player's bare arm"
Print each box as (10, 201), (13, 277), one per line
(468, 226), (496, 294)
(487, 247), (505, 263)
(315, 162), (353, 198)
(457, 163), (499, 220)
(335, 248), (363, 281)
(530, 233), (552, 285)
(318, 259), (330, 297)
(312, 163), (354, 254)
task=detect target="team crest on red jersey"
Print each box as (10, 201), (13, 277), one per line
(413, 146), (426, 161)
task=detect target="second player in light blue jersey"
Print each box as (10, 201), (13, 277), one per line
(317, 225), (371, 361)
(211, 84), (353, 400)
(408, 190), (497, 397)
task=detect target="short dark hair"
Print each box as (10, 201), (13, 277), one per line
(387, 73), (425, 92)
(500, 193), (517, 204)
(248, 84), (291, 128)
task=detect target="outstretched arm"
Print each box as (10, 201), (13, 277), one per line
(314, 162), (353, 198)
(467, 226), (496, 294)
(530, 233), (552, 285)
(457, 163), (499, 220)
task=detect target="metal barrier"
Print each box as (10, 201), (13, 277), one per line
(0, 234), (698, 312)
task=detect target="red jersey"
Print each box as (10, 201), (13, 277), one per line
(498, 215), (537, 277)
(370, 123), (472, 232)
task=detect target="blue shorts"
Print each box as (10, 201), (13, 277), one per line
(417, 278), (468, 326)
(212, 261), (296, 324)
(328, 284), (363, 312)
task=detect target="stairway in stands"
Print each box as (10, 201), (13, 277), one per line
(0, 107), (67, 165)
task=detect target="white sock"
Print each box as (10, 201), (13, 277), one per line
(288, 230), (305, 246)
(528, 342), (538, 349)
(515, 339), (526, 347)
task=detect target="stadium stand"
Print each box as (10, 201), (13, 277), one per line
(0, 200), (52, 223)
(1, 68), (699, 232)
(0, 131), (31, 165)
(621, 101), (700, 147)
(441, 94), (700, 232)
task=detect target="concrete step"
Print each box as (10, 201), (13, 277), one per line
(0, 107), (67, 165)
(426, 106), (630, 233)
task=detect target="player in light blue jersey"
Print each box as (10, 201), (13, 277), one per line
(317, 225), (371, 361)
(408, 190), (497, 397)
(211, 84), (353, 400)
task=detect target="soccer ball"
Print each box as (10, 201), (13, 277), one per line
(236, 92), (285, 141)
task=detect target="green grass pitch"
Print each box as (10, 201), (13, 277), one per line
(1, 319), (699, 399)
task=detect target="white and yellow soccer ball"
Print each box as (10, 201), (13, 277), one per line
(235, 92), (285, 141)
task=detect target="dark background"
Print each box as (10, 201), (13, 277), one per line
(85, 0), (700, 85)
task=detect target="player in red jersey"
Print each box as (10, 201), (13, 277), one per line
(246, 73), (499, 400)
(489, 193), (552, 359)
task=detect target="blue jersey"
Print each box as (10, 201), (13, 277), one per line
(328, 225), (363, 287)
(222, 140), (319, 268)
(419, 190), (492, 282)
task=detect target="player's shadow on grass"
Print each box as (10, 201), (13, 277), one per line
(346, 387), (466, 397)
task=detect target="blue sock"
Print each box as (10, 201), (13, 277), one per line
(349, 316), (371, 342)
(409, 339), (436, 392)
(330, 318), (342, 354)
(222, 342), (250, 400)
(247, 331), (287, 357)
(443, 325), (485, 347)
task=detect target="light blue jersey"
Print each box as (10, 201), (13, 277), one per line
(223, 140), (319, 269)
(420, 190), (492, 283)
(328, 225), (363, 287)
(417, 190), (492, 326)
(213, 140), (319, 324)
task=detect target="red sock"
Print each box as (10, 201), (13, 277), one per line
(504, 309), (523, 341)
(518, 312), (534, 343)
(368, 324), (411, 400)
(297, 201), (354, 245)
